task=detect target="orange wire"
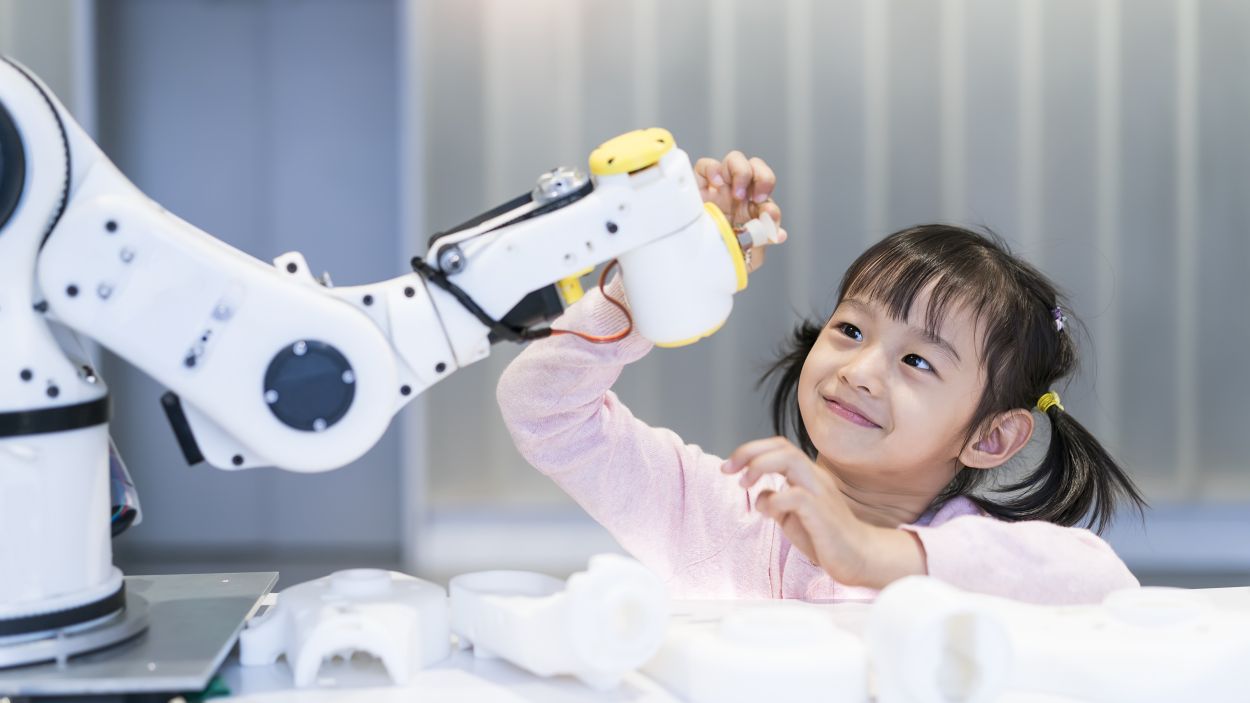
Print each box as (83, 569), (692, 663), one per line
(549, 259), (633, 343)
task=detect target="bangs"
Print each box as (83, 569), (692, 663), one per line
(836, 226), (1014, 354)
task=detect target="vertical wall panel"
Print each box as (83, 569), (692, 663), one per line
(1117, 0), (1182, 488)
(862, 0), (890, 243)
(939, 0), (967, 223)
(1195, 0), (1250, 488)
(1094, 0), (1123, 453)
(784, 0), (815, 311)
(809, 0), (870, 315)
(962, 0), (1021, 239)
(886, 0), (944, 231)
(1173, 0), (1199, 493)
(1017, 0), (1044, 257)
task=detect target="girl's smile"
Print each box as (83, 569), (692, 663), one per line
(823, 395), (882, 429)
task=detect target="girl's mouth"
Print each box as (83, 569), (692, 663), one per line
(824, 397), (882, 429)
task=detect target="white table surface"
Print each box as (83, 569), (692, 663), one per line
(217, 588), (1250, 703)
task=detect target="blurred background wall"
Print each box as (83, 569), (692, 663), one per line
(2, 0), (1247, 588)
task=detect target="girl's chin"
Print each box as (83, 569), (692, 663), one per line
(813, 440), (875, 467)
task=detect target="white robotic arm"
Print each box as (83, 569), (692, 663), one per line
(6, 60), (755, 474)
(0, 57), (762, 642)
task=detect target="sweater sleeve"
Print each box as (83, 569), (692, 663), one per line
(495, 278), (762, 585)
(902, 513), (1139, 605)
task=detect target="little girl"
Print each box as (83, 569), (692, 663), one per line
(496, 152), (1145, 605)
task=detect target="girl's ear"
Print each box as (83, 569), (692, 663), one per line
(960, 408), (1034, 470)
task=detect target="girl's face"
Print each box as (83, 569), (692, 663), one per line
(797, 289), (986, 495)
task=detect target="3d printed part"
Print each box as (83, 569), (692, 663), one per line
(449, 554), (668, 691)
(239, 569), (449, 687)
(869, 577), (1250, 703)
(642, 603), (869, 703)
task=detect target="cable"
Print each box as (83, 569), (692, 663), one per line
(110, 506), (136, 538)
(549, 259), (633, 343)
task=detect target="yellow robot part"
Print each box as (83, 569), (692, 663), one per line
(589, 128), (676, 176)
(556, 267), (594, 305)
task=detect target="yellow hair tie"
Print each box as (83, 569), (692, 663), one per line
(1036, 391), (1064, 413)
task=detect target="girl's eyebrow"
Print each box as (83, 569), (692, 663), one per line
(916, 326), (962, 364)
(841, 298), (962, 364)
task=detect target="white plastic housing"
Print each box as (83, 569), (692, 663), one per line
(642, 604), (869, 703)
(239, 569), (450, 688)
(38, 177), (402, 472)
(869, 576), (1250, 703)
(616, 209), (740, 344)
(448, 554), (669, 691)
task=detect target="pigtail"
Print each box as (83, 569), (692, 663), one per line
(759, 320), (823, 458)
(984, 406), (1146, 534)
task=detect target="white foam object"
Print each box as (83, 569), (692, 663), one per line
(868, 576), (1250, 703)
(239, 569), (450, 687)
(868, 577), (1012, 703)
(448, 554), (669, 690)
(642, 603), (869, 703)
(742, 213), (780, 247)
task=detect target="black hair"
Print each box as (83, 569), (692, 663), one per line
(761, 224), (1145, 533)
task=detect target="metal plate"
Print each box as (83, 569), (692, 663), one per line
(0, 572), (277, 697)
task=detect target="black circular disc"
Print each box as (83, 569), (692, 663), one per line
(0, 100), (26, 234)
(262, 341), (356, 432)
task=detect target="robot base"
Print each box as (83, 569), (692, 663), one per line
(0, 572), (276, 698)
(0, 591), (148, 670)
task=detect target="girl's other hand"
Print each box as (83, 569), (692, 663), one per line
(694, 151), (787, 272)
(720, 437), (926, 589)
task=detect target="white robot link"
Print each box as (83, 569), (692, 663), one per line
(0, 57), (771, 654)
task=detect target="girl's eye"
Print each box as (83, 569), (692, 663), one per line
(837, 323), (863, 342)
(903, 353), (933, 372)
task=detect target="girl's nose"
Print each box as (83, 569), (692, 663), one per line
(839, 344), (885, 394)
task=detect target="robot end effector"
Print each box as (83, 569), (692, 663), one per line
(0, 57), (761, 475)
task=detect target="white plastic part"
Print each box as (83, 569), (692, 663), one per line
(868, 577), (1011, 703)
(742, 213), (780, 247)
(448, 554), (669, 691)
(239, 569), (450, 688)
(869, 577), (1250, 703)
(643, 603), (868, 703)
(41, 176), (403, 472)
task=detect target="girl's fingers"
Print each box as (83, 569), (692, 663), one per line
(721, 436), (792, 474)
(755, 487), (806, 519)
(693, 158), (725, 189)
(747, 157), (776, 203)
(723, 150), (752, 201)
(755, 488), (780, 518)
(736, 446), (820, 492)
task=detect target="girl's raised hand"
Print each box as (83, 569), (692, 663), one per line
(694, 151), (787, 272)
(720, 437), (927, 589)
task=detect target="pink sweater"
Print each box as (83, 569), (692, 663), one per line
(496, 282), (1139, 604)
